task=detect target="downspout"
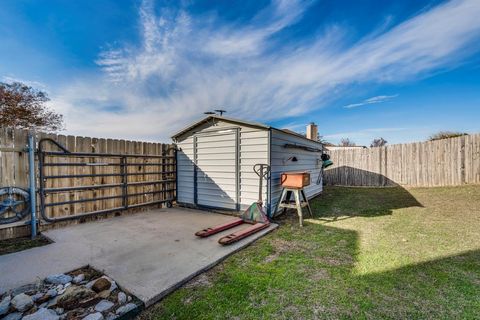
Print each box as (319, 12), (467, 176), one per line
(267, 128), (272, 218)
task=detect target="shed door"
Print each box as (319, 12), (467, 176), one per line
(195, 130), (238, 210)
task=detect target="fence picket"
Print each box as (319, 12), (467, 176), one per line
(325, 133), (480, 187)
(0, 128), (176, 239)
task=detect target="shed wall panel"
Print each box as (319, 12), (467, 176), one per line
(270, 130), (323, 214)
(196, 132), (238, 210)
(175, 119), (269, 211)
(176, 136), (195, 204)
(239, 129), (269, 211)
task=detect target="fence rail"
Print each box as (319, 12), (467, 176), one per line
(324, 133), (480, 187)
(0, 127), (175, 239)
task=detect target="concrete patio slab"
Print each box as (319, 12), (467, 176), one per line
(0, 207), (277, 306)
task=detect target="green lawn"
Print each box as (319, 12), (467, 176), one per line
(140, 185), (480, 319)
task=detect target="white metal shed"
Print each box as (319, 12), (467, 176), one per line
(172, 116), (324, 216)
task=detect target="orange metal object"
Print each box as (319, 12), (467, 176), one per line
(195, 218), (244, 237)
(195, 217), (270, 245)
(218, 222), (270, 245)
(280, 171), (311, 188)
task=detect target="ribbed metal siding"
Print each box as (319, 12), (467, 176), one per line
(176, 136), (195, 204)
(174, 119), (270, 211)
(195, 130), (238, 210)
(270, 130), (323, 213)
(239, 130), (269, 210)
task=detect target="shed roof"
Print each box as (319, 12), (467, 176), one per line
(171, 115), (322, 145)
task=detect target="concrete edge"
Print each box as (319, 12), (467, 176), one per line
(142, 223), (279, 307)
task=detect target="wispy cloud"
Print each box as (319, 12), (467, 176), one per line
(343, 94), (398, 108)
(51, 0), (480, 141)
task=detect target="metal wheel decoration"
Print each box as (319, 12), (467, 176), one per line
(0, 187), (30, 224)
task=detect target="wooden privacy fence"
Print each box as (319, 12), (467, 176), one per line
(0, 127), (176, 239)
(324, 133), (480, 187)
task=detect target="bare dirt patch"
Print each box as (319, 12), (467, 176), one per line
(263, 238), (314, 263)
(0, 235), (51, 256)
(309, 268), (331, 281)
(183, 273), (213, 289)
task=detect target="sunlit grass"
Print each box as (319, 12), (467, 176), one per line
(310, 186), (480, 275)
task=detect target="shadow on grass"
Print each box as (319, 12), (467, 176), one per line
(309, 184), (422, 221)
(272, 222), (478, 318)
(355, 248), (480, 318)
(324, 165), (399, 187)
(305, 223), (480, 318)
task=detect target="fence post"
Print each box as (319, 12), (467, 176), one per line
(460, 135), (466, 184)
(120, 156), (128, 209)
(28, 133), (37, 239)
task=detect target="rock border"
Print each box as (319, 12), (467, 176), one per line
(0, 266), (143, 320)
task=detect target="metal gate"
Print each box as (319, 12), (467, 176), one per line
(37, 138), (176, 222)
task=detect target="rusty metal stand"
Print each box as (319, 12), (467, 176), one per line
(277, 187), (313, 227)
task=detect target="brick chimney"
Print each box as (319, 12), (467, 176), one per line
(306, 122), (318, 141)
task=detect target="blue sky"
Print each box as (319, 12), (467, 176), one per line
(1, 0), (479, 145)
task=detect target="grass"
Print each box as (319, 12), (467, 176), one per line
(139, 185), (480, 319)
(0, 235), (51, 256)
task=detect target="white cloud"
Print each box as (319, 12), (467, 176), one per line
(51, 0), (480, 141)
(202, 0), (311, 57)
(343, 94), (398, 108)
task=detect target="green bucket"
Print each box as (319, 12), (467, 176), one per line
(322, 159), (333, 168)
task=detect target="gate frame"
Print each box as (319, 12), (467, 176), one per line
(37, 138), (176, 223)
